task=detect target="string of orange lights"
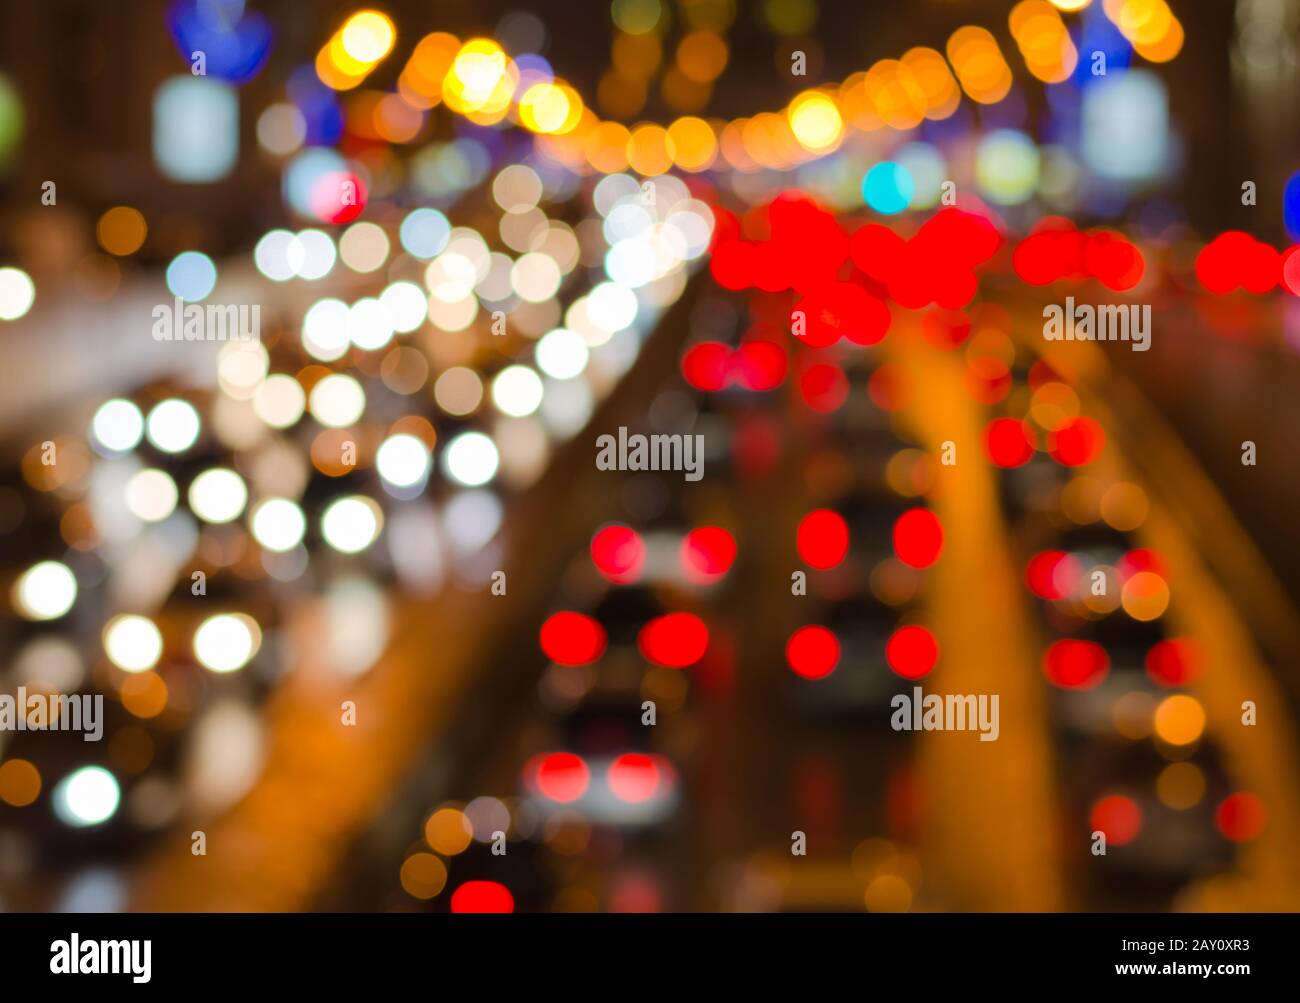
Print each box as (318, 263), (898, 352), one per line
(310, 1), (1184, 177)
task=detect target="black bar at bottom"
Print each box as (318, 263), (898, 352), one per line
(0, 912), (1290, 988)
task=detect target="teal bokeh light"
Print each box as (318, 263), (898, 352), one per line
(862, 162), (915, 216)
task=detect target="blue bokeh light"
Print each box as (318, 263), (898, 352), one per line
(1284, 172), (1300, 243)
(166, 251), (218, 302)
(399, 208), (452, 259)
(166, 0), (273, 85)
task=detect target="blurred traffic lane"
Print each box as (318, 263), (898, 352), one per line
(887, 316), (1064, 911)
(125, 270), (710, 911)
(1012, 296), (1300, 910)
(1110, 294), (1300, 611)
